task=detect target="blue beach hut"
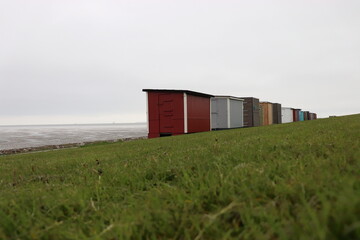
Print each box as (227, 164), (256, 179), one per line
(299, 111), (305, 121)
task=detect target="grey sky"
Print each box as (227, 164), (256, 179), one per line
(1, 0), (359, 125)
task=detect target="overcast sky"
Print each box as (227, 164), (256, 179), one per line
(1, 0), (359, 125)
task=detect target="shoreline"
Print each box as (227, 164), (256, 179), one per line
(0, 136), (147, 156)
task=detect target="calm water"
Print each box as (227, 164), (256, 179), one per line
(0, 123), (147, 150)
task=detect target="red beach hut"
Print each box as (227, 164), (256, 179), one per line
(143, 89), (213, 138)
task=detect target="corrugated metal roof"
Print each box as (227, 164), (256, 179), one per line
(241, 97), (259, 100)
(142, 89), (213, 98)
(213, 96), (244, 101)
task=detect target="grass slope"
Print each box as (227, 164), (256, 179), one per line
(0, 114), (359, 240)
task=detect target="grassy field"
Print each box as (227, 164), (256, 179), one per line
(0, 114), (359, 240)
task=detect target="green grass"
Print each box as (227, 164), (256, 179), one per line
(1, 114), (359, 240)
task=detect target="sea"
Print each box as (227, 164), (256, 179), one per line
(0, 123), (147, 150)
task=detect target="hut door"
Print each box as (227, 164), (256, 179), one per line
(158, 94), (174, 134)
(211, 100), (219, 129)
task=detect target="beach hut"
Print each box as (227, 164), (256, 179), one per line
(260, 102), (273, 125)
(299, 111), (305, 121)
(309, 113), (314, 120)
(292, 108), (300, 122)
(304, 111), (310, 120)
(259, 102), (265, 125)
(272, 103), (282, 124)
(281, 107), (293, 123)
(241, 97), (260, 127)
(211, 96), (244, 130)
(259, 104), (264, 126)
(143, 89), (213, 138)
(311, 113), (318, 120)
